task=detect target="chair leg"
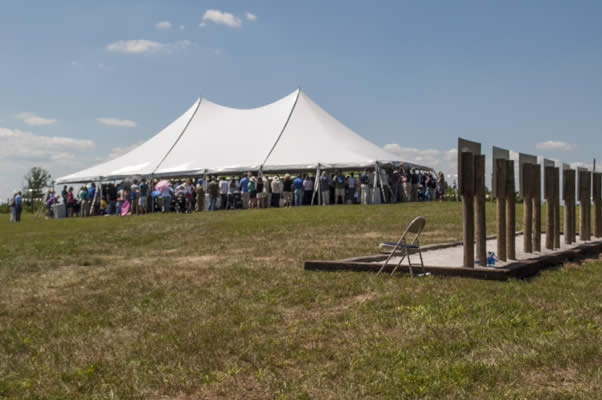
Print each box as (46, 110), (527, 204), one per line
(418, 249), (425, 275)
(378, 244), (400, 275)
(378, 237), (405, 275)
(390, 252), (407, 276)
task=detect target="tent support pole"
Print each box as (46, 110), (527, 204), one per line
(150, 174), (154, 213)
(378, 166), (387, 204)
(89, 181), (99, 216)
(312, 165), (321, 206)
(372, 164), (377, 204)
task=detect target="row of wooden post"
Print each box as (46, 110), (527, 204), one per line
(462, 152), (602, 269)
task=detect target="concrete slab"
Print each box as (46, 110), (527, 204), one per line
(382, 233), (596, 268)
(304, 234), (602, 280)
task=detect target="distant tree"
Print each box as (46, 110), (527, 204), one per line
(23, 166), (52, 200)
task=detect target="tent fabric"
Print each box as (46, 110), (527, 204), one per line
(56, 99), (200, 183)
(154, 90), (299, 176)
(57, 89), (430, 184)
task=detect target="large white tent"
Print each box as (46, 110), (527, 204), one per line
(57, 89), (430, 184)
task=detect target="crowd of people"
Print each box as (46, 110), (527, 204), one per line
(40, 168), (446, 218)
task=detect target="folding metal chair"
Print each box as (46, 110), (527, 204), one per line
(377, 216), (426, 277)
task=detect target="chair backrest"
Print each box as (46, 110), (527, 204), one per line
(402, 216), (426, 244)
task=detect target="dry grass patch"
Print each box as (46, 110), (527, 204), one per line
(1, 203), (601, 399)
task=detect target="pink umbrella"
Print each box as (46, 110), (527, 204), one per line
(155, 180), (170, 192)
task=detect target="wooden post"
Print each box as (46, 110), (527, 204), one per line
(585, 171), (592, 240)
(523, 164), (533, 253)
(579, 171), (587, 241)
(474, 155), (486, 266)
(563, 169), (571, 244)
(461, 152), (475, 268)
(532, 165), (541, 252)
(569, 170), (577, 243)
(544, 166), (554, 250)
(495, 159), (507, 261)
(594, 173), (602, 238)
(505, 160), (516, 259)
(553, 168), (561, 249)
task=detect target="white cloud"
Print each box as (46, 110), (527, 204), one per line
(96, 117), (136, 128)
(536, 140), (576, 151)
(246, 12), (257, 21)
(201, 9), (242, 28)
(0, 128), (94, 152)
(16, 112), (57, 126)
(107, 141), (143, 161)
(106, 39), (191, 54)
(384, 144), (456, 174)
(179, 25), (185, 31)
(0, 127), (96, 199)
(155, 21), (172, 30)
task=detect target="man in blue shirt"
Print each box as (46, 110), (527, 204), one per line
(293, 175), (304, 206)
(15, 191), (23, 222)
(239, 173), (250, 209)
(87, 183), (96, 215)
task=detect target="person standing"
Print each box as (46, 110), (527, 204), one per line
(138, 179), (148, 214)
(360, 170), (370, 205)
(66, 187), (75, 217)
(183, 178), (194, 213)
(78, 185), (89, 217)
(195, 179), (205, 211)
(228, 177), (239, 210)
(87, 183), (96, 216)
(14, 191), (23, 222)
(107, 183), (118, 215)
(411, 169), (419, 201)
(217, 177), (228, 209)
(44, 189), (56, 219)
(436, 172), (446, 201)
(9, 193), (16, 222)
(334, 171), (345, 204)
(319, 171), (330, 205)
(282, 174), (293, 207)
(208, 177), (219, 211)
(346, 173), (356, 204)
(160, 183), (174, 213)
(256, 177), (265, 209)
(240, 173), (250, 209)
(303, 175), (314, 205)
(248, 176), (256, 209)
(129, 180), (139, 215)
(271, 176), (281, 207)
(293, 174), (304, 206)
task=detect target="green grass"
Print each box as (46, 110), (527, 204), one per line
(1, 202), (600, 399)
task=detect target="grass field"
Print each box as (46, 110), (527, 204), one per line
(1, 202), (601, 399)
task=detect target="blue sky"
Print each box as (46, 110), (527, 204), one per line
(1, 0), (601, 198)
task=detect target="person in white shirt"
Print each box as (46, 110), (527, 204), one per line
(303, 175), (314, 205)
(183, 178), (194, 212)
(219, 177), (229, 210)
(271, 176), (282, 207)
(346, 173), (356, 204)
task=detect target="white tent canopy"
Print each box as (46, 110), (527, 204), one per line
(57, 89), (430, 184)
